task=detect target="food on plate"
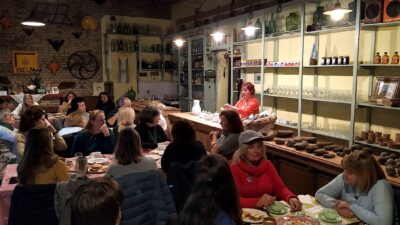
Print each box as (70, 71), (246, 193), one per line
(242, 209), (263, 221)
(276, 215), (319, 225)
(88, 164), (108, 173)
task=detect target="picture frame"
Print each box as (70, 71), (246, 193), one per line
(51, 86), (59, 94)
(12, 51), (38, 73)
(370, 77), (400, 106)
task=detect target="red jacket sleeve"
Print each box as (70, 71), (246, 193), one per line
(235, 97), (259, 118)
(267, 163), (295, 202)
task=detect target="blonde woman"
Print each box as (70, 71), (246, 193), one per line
(113, 107), (135, 139)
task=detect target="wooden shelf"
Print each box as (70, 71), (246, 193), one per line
(263, 94), (298, 100)
(302, 128), (349, 141)
(302, 97), (351, 105)
(233, 66), (262, 69)
(359, 64), (400, 68)
(303, 64), (353, 68)
(361, 21), (400, 30)
(357, 102), (400, 111)
(264, 30), (301, 40)
(304, 25), (355, 35)
(354, 140), (400, 154)
(276, 122), (298, 129)
(233, 38), (262, 45)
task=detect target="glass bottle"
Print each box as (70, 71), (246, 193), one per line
(286, 12), (299, 31)
(373, 52), (381, 64)
(392, 52), (399, 64)
(268, 13), (278, 34)
(313, 6), (328, 28)
(255, 18), (262, 39)
(382, 52), (389, 64)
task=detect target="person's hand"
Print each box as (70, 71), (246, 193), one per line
(256, 194), (276, 209)
(209, 131), (218, 139)
(223, 104), (233, 110)
(338, 207), (354, 218)
(288, 197), (302, 212)
(332, 200), (354, 218)
(100, 123), (110, 136)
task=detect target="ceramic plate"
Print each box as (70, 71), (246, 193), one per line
(242, 208), (268, 224)
(267, 202), (288, 215)
(87, 158), (108, 164)
(318, 213), (342, 223)
(276, 215), (319, 225)
(146, 154), (161, 160)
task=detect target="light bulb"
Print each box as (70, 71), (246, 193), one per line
(211, 31), (225, 42)
(331, 10), (345, 21)
(174, 39), (185, 47)
(244, 27), (256, 36)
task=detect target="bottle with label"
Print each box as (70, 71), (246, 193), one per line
(392, 52), (399, 64)
(382, 52), (389, 64)
(373, 52), (381, 64)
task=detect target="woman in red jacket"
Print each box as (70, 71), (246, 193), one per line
(230, 130), (302, 211)
(223, 81), (259, 119)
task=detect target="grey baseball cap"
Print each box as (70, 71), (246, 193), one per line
(239, 130), (264, 144)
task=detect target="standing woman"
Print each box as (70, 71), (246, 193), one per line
(106, 127), (156, 178)
(209, 110), (243, 160)
(58, 91), (77, 114)
(12, 94), (39, 117)
(315, 150), (393, 225)
(95, 92), (116, 121)
(17, 128), (69, 184)
(230, 130), (302, 211)
(223, 81), (259, 119)
(135, 106), (167, 150)
(177, 154), (242, 225)
(71, 110), (115, 156)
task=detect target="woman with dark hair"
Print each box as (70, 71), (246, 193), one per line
(177, 154), (242, 225)
(12, 94), (39, 117)
(161, 120), (206, 173)
(135, 106), (167, 150)
(71, 177), (124, 225)
(64, 97), (89, 128)
(106, 127), (156, 178)
(230, 130), (302, 211)
(95, 92), (116, 120)
(71, 110), (115, 156)
(13, 106), (67, 162)
(316, 150), (393, 225)
(17, 128), (69, 184)
(58, 91), (77, 114)
(223, 81), (259, 119)
(209, 110), (244, 159)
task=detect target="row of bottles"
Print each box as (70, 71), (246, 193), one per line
(374, 52), (400, 64)
(191, 39), (203, 54)
(108, 21), (163, 36)
(180, 47), (189, 56)
(110, 39), (138, 52)
(179, 72), (204, 85)
(140, 43), (173, 54)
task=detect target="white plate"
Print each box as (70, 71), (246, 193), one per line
(146, 154), (161, 160)
(242, 208), (268, 224)
(87, 158), (108, 164)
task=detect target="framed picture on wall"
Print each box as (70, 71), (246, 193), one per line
(12, 51), (38, 73)
(370, 77), (400, 106)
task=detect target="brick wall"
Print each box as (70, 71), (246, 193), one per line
(0, 0), (170, 96)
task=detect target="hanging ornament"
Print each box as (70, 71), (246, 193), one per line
(22, 27), (34, 36)
(47, 39), (65, 52)
(81, 16), (98, 30)
(71, 31), (82, 39)
(0, 15), (13, 30)
(48, 57), (60, 76)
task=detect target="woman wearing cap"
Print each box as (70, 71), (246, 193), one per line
(223, 81), (259, 119)
(230, 130), (302, 211)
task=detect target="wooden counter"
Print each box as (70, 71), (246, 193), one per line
(131, 100), (181, 118)
(168, 112), (221, 151)
(264, 141), (400, 195)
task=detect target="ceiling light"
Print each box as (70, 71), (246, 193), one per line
(241, 10), (260, 37)
(323, 2), (352, 21)
(173, 38), (185, 47)
(210, 31), (225, 42)
(21, 9), (45, 27)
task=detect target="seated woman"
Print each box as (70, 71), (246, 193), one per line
(135, 106), (167, 150)
(209, 110), (243, 160)
(95, 92), (116, 121)
(58, 91), (77, 114)
(315, 150), (393, 225)
(107, 96), (132, 127)
(64, 97), (89, 128)
(223, 81), (259, 119)
(161, 120), (206, 173)
(71, 177), (123, 225)
(230, 130), (302, 210)
(112, 107), (135, 140)
(176, 154), (242, 225)
(17, 128), (69, 184)
(12, 94), (39, 118)
(106, 127), (156, 178)
(71, 110), (115, 156)
(13, 106), (67, 162)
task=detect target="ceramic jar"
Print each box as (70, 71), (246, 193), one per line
(191, 100), (201, 115)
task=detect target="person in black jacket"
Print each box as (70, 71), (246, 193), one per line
(135, 106), (167, 150)
(161, 120), (206, 173)
(95, 92), (116, 121)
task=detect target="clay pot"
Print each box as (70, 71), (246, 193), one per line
(380, 152), (389, 157)
(378, 156), (389, 165)
(351, 144), (363, 150)
(276, 130), (295, 138)
(314, 149), (328, 156)
(294, 142), (308, 151)
(274, 138), (285, 145)
(396, 133), (400, 142)
(301, 136), (318, 144)
(385, 166), (397, 177)
(286, 139), (295, 147)
(361, 131), (368, 140)
(317, 142), (333, 148)
(367, 133), (375, 143)
(382, 133), (391, 141)
(374, 132), (382, 138)
(323, 153), (335, 159)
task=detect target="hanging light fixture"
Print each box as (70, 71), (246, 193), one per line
(21, 9), (45, 27)
(241, 8), (260, 37)
(173, 38), (186, 47)
(210, 11), (225, 43)
(323, 1), (352, 21)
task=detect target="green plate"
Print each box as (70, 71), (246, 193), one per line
(318, 212), (342, 223)
(267, 205), (288, 215)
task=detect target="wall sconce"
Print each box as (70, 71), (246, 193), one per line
(173, 38), (186, 47)
(323, 1), (352, 21)
(241, 9), (260, 36)
(21, 9), (45, 27)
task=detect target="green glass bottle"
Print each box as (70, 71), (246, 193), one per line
(286, 12), (299, 31)
(268, 13), (278, 34)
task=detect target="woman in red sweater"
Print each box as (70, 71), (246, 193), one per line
(230, 130), (302, 211)
(223, 81), (259, 119)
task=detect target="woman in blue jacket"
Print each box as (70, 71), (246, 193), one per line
(315, 150), (393, 225)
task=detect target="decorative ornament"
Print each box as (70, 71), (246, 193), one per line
(47, 39), (65, 52)
(22, 27), (34, 36)
(71, 31), (82, 39)
(67, 51), (99, 80)
(48, 57), (60, 76)
(0, 15), (13, 30)
(81, 16), (98, 30)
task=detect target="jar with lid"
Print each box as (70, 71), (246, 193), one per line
(326, 57), (332, 65)
(333, 56), (339, 65)
(373, 52), (381, 64)
(344, 56), (350, 64)
(321, 57), (327, 65)
(391, 52), (399, 64)
(382, 52), (389, 64)
(339, 56), (344, 65)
